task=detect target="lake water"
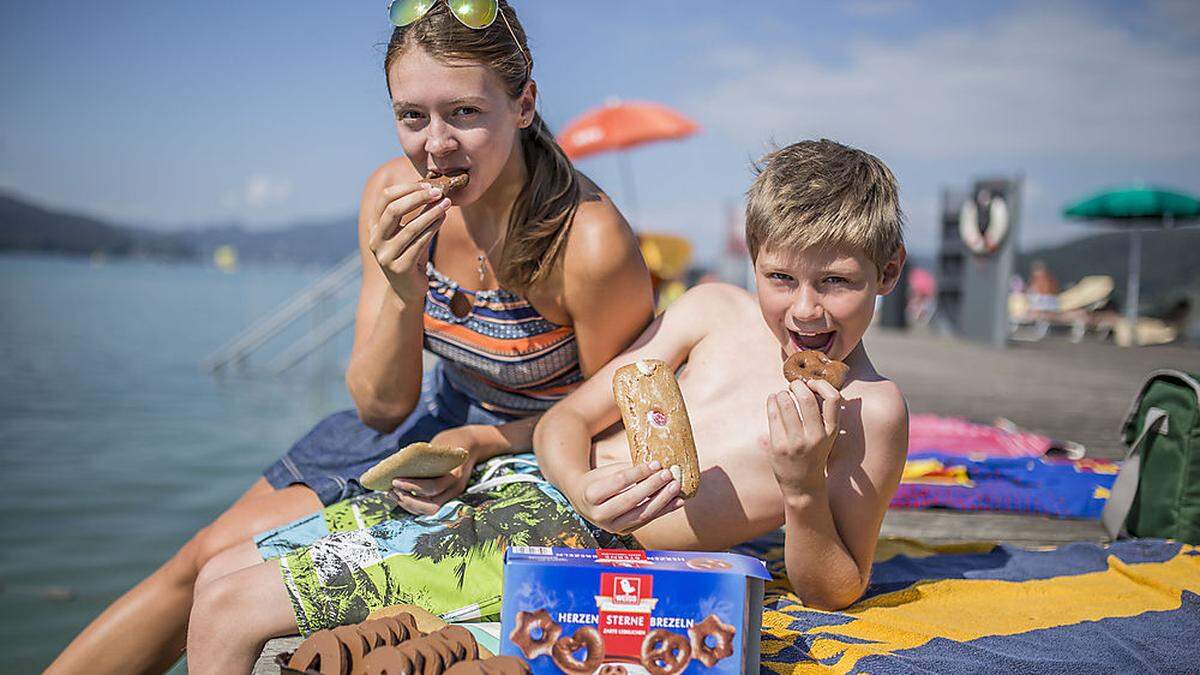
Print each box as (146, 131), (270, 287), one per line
(0, 254), (358, 673)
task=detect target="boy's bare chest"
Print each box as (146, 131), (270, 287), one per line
(593, 330), (784, 470)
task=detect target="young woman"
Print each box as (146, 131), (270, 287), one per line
(49, 2), (654, 672)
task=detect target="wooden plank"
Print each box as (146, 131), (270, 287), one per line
(253, 636), (301, 675)
(882, 509), (1108, 546)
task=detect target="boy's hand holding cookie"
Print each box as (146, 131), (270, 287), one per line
(766, 377), (844, 494)
(568, 461), (685, 535)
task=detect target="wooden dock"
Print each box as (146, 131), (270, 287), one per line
(254, 331), (1198, 673)
(869, 327), (1197, 545)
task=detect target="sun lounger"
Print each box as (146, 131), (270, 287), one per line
(1009, 275), (1114, 342)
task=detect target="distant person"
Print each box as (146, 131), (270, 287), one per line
(1027, 259), (1061, 316)
(49, 2), (654, 673)
(183, 139), (909, 673)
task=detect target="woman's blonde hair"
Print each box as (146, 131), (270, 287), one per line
(385, 0), (579, 293)
(745, 139), (903, 272)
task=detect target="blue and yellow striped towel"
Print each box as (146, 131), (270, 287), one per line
(732, 533), (1200, 673)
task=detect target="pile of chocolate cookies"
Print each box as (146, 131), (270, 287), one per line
(280, 612), (529, 675)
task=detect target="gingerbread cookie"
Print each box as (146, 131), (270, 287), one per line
(782, 349), (849, 389)
(356, 619), (398, 650)
(360, 646), (415, 675)
(426, 172), (469, 195)
(612, 359), (701, 499)
(359, 442), (469, 491)
(286, 629), (349, 675)
(443, 655), (532, 675)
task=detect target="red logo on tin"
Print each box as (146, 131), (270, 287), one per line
(613, 576), (641, 604)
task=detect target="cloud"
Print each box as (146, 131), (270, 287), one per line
(693, 3), (1200, 162)
(222, 173), (292, 210)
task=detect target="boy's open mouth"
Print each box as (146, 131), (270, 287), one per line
(789, 329), (836, 354)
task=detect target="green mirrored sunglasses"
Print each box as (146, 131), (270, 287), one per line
(388, 0), (498, 29)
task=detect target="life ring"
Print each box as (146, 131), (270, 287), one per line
(959, 193), (1009, 255)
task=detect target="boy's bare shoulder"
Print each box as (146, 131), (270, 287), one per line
(844, 375), (909, 461)
(668, 282), (760, 321)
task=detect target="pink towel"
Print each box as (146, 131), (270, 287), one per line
(908, 414), (1054, 458)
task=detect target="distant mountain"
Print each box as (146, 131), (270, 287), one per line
(0, 192), (195, 259)
(1017, 227), (1200, 315)
(0, 191), (357, 265)
(177, 215), (357, 265)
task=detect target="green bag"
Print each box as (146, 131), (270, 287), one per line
(1102, 369), (1200, 543)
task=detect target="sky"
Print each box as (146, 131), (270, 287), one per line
(2, 0), (1198, 263)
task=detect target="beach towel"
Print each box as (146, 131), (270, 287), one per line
(891, 453), (1118, 519)
(733, 532), (1200, 674)
(908, 414), (1057, 458)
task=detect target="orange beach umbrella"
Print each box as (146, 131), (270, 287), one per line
(557, 99), (699, 223)
(558, 100), (700, 160)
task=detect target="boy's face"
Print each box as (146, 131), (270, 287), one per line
(754, 244), (904, 362)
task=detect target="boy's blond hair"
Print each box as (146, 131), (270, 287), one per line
(745, 139), (903, 272)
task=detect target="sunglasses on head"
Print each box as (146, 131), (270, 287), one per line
(389, 0), (498, 29)
(388, 0), (530, 72)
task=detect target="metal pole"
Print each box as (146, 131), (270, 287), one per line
(618, 151), (639, 225)
(1126, 227), (1141, 332)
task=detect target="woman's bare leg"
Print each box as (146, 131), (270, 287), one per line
(187, 559), (298, 675)
(193, 541), (267, 594)
(46, 478), (322, 675)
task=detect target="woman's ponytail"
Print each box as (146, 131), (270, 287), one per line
(497, 113), (581, 293)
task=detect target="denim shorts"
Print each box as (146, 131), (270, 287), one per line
(263, 363), (520, 505)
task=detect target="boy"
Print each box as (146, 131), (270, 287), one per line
(185, 140), (907, 671)
(534, 138), (909, 610)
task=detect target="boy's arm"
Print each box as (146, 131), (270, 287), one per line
(534, 285), (720, 534)
(767, 378), (908, 610)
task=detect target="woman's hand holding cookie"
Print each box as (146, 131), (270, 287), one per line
(570, 461), (685, 535)
(390, 426), (482, 515)
(369, 181), (453, 301)
(766, 377), (843, 494)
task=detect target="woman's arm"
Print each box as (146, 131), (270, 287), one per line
(345, 159), (446, 432)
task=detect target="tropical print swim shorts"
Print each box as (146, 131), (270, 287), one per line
(254, 453), (637, 634)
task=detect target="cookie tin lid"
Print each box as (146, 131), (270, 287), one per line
(504, 547), (770, 580)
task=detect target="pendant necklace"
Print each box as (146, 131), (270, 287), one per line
(476, 234), (505, 283)
(450, 234), (504, 321)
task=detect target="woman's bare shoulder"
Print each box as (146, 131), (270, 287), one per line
(365, 157), (420, 190)
(561, 173), (641, 281)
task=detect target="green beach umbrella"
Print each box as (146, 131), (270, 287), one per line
(1063, 185), (1200, 336)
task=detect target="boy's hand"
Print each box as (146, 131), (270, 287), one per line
(569, 461), (685, 535)
(766, 378), (843, 494)
(390, 426), (483, 515)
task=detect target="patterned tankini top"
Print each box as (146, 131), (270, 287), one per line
(422, 245), (581, 415)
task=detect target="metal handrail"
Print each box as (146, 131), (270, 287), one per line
(201, 252), (362, 373)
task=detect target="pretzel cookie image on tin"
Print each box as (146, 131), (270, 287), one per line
(688, 614), (736, 667)
(782, 349), (849, 389)
(612, 359), (701, 498)
(550, 626), (605, 674)
(640, 628), (692, 675)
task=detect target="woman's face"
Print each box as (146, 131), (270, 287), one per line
(387, 46), (533, 205)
